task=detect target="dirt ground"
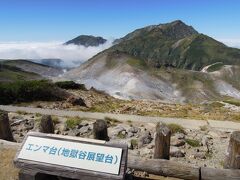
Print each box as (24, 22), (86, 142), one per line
(0, 144), (19, 180)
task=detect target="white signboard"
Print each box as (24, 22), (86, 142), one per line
(17, 136), (123, 175)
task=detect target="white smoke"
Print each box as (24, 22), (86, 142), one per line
(0, 40), (113, 67)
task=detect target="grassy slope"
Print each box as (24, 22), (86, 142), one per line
(0, 64), (41, 82)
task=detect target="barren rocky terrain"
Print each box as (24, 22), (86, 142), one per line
(4, 111), (234, 170)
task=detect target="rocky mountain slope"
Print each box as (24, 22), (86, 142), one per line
(64, 35), (107, 47)
(64, 20), (240, 103)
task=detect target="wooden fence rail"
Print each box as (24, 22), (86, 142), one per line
(127, 156), (240, 180)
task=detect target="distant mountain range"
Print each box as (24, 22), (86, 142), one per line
(64, 20), (240, 103)
(64, 35), (107, 47)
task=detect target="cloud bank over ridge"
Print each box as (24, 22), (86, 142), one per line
(0, 40), (113, 67)
(0, 38), (239, 68)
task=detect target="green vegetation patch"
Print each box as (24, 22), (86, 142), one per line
(0, 64), (41, 82)
(0, 80), (64, 104)
(167, 123), (185, 134)
(130, 139), (138, 149)
(52, 116), (60, 125)
(209, 102), (225, 108)
(223, 100), (240, 107)
(55, 81), (86, 90)
(16, 110), (28, 115)
(207, 62), (224, 72)
(66, 116), (82, 129)
(200, 125), (208, 131)
(186, 138), (201, 147)
(126, 57), (147, 69)
(117, 132), (126, 139)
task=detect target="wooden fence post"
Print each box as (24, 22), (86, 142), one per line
(93, 119), (109, 141)
(39, 115), (54, 134)
(0, 110), (14, 141)
(224, 131), (240, 169)
(154, 123), (171, 160)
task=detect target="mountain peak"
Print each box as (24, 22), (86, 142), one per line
(156, 20), (198, 39)
(64, 35), (107, 47)
(170, 20), (185, 25)
(114, 20), (198, 44)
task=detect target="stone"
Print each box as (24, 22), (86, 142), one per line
(194, 152), (206, 159)
(171, 138), (186, 147)
(201, 136), (210, 146)
(111, 125), (126, 136)
(24, 120), (34, 131)
(138, 131), (152, 148)
(68, 129), (80, 137)
(80, 122), (89, 127)
(127, 132), (134, 138)
(175, 133), (185, 139)
(121, 131), (127, 136)
(147, 144), (154, 149)
(63, 132), (68, 135)
(56, 123), (68, 132)
(66, 96), (87, 106)
(208, 131), (219, 138)
(128, 127), (140, 134)
(170, 146), (185, 158)
(127, 140), (133, 149)
(54, 130), (60, 134)
(79, 126), (90, 134)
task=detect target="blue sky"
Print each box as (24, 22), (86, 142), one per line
(0, 0), (239, 42)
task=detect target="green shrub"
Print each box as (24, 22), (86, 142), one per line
(223, 100), (240, 107)
(186, 138), (200, 147)
(66, 116), (82, 129)
(207, 62), (224, 72)
(200, 125), (208, 131)
(35, 113), (42, 117)
(0, 80), (63, 104)
(55, 81), (86, 90)
(16, 110), (27, 115)
(167, 123), (185, 134)
(52, 116), (60, 125)
(210, 102), (224, 108)
(131, 139), (138, 149)
(117, 132), (126, 139)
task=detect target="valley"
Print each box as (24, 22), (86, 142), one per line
(1, 19), (240, 180)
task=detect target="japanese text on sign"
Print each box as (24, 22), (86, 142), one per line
(17, 136), (122, 175)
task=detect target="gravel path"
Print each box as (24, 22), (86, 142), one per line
(1, 105), (240, 131)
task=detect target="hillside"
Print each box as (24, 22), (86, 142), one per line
(2, 60), (64, 77)
(64, 35), (107, 47)
(64, 20), (240, 103)
(0, 64), (42, 82)
(113, 20), (240, 71)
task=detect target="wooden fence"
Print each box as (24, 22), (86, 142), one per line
(1, 111), (240, 180)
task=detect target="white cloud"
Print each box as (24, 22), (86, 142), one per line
(217, 38), (240, 48)
(0, 40), (113, 67)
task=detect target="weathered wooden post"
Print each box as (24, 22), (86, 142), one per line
(224, 131), (240, 169)
(93, 119), (109, 141)
(0, 110), (14, 141)
(39, 115), (54, 134)
(154, 123), (171, 160)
